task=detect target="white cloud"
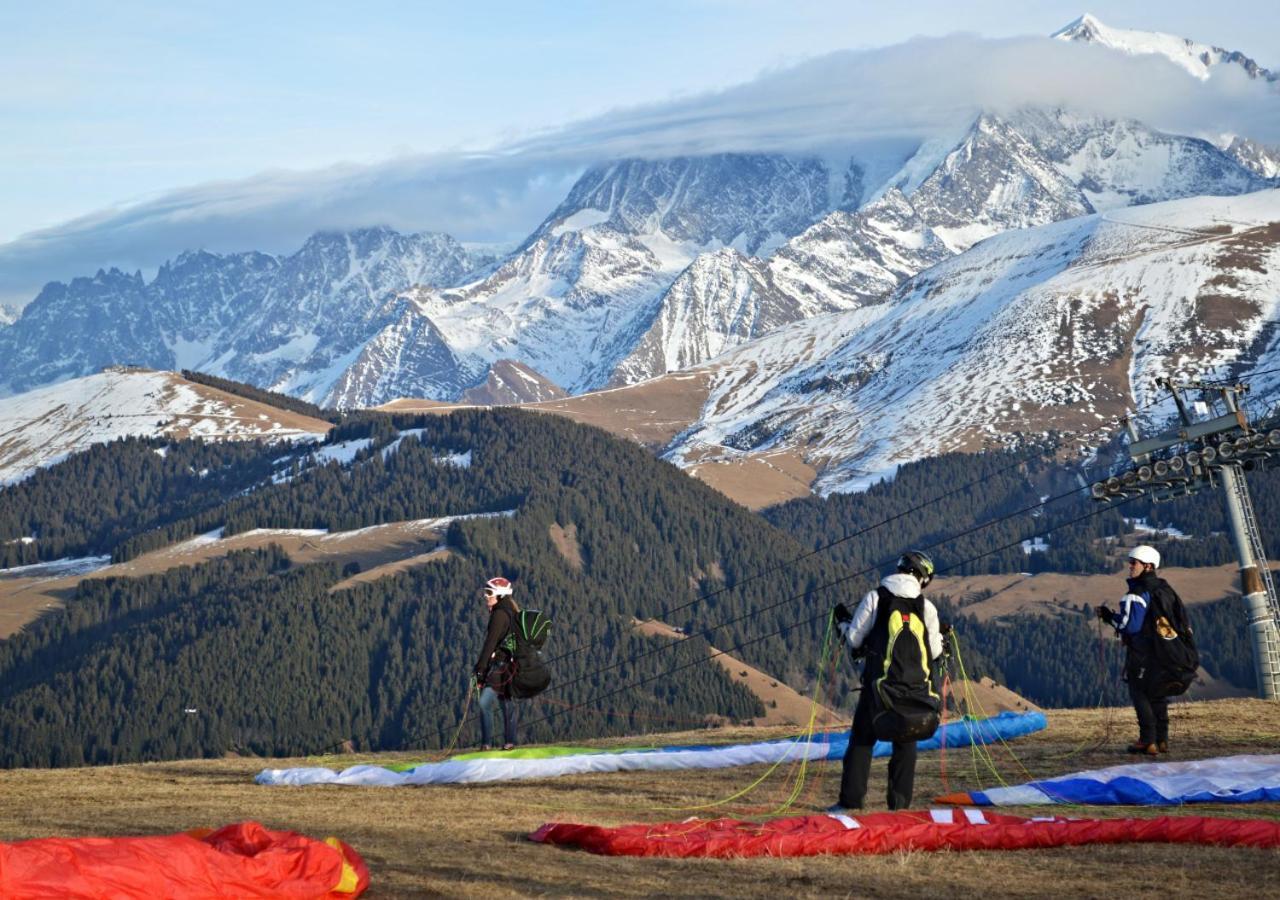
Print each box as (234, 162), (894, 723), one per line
(2, 32), (1276, 308)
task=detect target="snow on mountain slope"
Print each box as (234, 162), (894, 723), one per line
(527, 154), (836, 254)
(607, 113), (1263, 387)
(0, 304), (18, 327)
(667, 190), (1280, 495)
(0, 228), (479, 400)
(902, 110), (1266, 251)
(0, 368), (331, 484)
(608, 189), (954, 384)
(1053, 13), (1278, 82)
(1225, 137), (1280, 181)
(388, 154), (850, 401)
(315, 299), (481, 409)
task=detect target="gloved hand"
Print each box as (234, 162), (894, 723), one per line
(941, 631), (954, 658)
(1095, 605), (1115, 625)
(472, 668), (485, 691)
(833, 602), (853, 625)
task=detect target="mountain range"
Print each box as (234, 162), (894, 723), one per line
(2, 14), (1279, 497)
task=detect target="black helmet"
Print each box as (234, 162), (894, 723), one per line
(897, 550), (935, 586)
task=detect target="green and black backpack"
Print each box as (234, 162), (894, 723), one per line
(502, 609), (552, 699)
(867, 587), (941, 742)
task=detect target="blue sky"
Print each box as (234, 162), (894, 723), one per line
(1, 1), (1277, 303)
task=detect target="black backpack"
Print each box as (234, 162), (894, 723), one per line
(1141, 582), (1199, 699)
(867, 587), (941, 742)
(502, 609), (552, 699)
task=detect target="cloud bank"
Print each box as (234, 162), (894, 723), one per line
(2, 32), (1276, 307)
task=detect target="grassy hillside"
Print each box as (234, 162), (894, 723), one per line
(1, 701), (1277, 898)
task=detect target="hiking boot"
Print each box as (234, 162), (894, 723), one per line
(1156, 741), (1169, 754)
(1126, 741), (1159, 756)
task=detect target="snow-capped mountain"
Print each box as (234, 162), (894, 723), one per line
(666, 190), (1280, 494)
(388, 153), (848, 398)
(608, 189), (953, 384)
(0, 227), (486, 399)
(1053, 13), (1278, 82)
(0, 304), (18, 327)
(604, 108), (1265, 385)
(0, 367), (331, 484)
(1225, 137), (1280, 181)
(902, 109), (1266, 251)
(2, 15), (1276, 420)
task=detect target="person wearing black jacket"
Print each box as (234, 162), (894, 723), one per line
(474, 576), (520, 750)
(1096, 545), (1181, 755)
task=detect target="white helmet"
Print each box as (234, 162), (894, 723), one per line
(1129, 545), (1160, 568)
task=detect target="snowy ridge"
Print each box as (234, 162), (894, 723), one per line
(0, 368), (330, 484)
(1053, 13), (1278, 82)
(0, 227), (482, 402)
(667, 190), (1280, 494)
(902, 110), (1265, 252)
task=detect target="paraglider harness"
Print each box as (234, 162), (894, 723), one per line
(861, 586), (942, 742)
(497, 609), (553, 699)
(1129, 580), (1199, 699)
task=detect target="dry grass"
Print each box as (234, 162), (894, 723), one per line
(2, 701), (1278, 898)
(377, 370), (713, 452)
(687, 449), (818, 510)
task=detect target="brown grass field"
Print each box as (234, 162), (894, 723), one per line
(1, 700), (1278, 898)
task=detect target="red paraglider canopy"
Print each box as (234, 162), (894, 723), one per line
(0, 820), (369, 899)
(531, 809), (1280, 858)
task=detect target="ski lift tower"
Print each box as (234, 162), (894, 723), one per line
(1090, 379), (1280, 700)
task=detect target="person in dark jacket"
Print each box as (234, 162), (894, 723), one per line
(474, 576), (520, 750)
(828, 550), (945, 812)
(1096, 545), (1177, 755)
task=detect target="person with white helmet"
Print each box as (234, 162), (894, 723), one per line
(1096, 545), (1191, 755)
(828, 550), (947, 812)
(474, 576), (521, 750)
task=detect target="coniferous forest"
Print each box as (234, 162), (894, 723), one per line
(0, 408), (1271, 767)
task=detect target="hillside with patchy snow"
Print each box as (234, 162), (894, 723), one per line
(667, 190), (1280, 494)
(0, 368), (331, 484)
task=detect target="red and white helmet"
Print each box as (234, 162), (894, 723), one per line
(484, 576), (513, 597)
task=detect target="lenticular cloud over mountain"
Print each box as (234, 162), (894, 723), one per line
(1, 28), (1276, 307)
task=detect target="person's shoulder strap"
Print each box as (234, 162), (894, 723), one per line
(873, 585), (895, 629)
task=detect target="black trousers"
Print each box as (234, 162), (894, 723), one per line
(838, 686), (917, 810)
(1128, 678), (1169, 745)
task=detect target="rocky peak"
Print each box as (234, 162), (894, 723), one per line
(460, 360), (568, 405)
(532, 154), (834, 254)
